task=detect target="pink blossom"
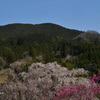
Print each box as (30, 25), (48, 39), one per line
(52, 84), (100, 100)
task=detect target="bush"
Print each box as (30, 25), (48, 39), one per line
(2, 47), (15, 64)
(14, 62), (32, 74)
(86, 63), (99, 75)
(89, 71), (100, 84)
(76, 60), (99, 75)
(57, 60), (77, 70)
(0, 57), (7, 70)
(52, 84), (100, 100)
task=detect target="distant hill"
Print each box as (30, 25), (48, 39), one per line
(74, 30), (100, 40)
(0, 23), (100, 76)
(0, 23), (83, 40)
(73, 30), (100, 44)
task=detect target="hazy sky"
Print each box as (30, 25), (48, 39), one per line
(0, 0), (100, 32)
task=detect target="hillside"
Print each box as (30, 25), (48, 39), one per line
(0, 23), (100, 74)
(1, 62), (100, 100)
(0, 23), (100, 100)
(74, 30), (100, 41)
(0, 23), (83, 40)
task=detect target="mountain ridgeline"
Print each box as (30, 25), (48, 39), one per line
(0, 23), (100, 74)
(0, 23), (83, 40)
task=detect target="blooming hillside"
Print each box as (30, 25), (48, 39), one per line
(1, 62), (100, 100)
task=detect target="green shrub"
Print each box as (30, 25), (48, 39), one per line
(2, 47), (15, 64)
(14, 62), (32, 74)
(57, 60), (77, 70)
(0, 57), (7, 70)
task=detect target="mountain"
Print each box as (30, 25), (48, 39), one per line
(0, 23), (83, 40)
(0, 23), (100, 100)
(74, 30), (100, 40)
(0, 23), (100, 74)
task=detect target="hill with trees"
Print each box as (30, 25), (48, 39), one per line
(0, 23), (100, 100)
(0, 23), (100, 74)
(0, 23), (83, 40)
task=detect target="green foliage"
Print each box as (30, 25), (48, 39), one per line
(0, 23), (83, 40)
(0, 23), (100, 74)
(43, 49), (54, 63)
(29, 47), (37, 58)
(35, 55), (43, 62)
(1, 47), (15, 64)
(57, 60), (77, 70)
(0, 57), (7, 70)
(14, 62), (32, 74)
(0, 75), (4, 83)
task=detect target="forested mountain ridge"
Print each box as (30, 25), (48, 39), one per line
(0, 22), (100, 100)
(0, 23), (83, 40)
(0, 23), (100, 75)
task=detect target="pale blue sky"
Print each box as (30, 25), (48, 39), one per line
(0, 0), (100, 32)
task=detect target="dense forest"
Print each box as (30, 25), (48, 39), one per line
(0, 23), (100, 74)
